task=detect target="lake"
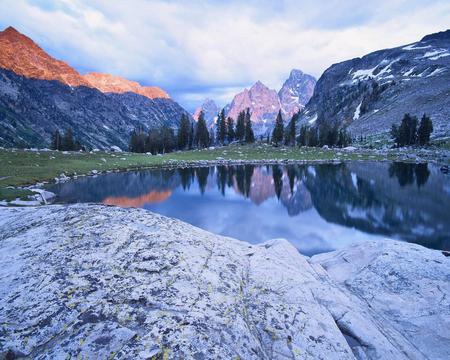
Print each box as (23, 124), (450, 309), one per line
(47, 161), (450, 256)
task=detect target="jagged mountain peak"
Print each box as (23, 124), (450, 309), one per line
(250, 80), (268, 90)
(3, 26), (22, 36)
(278, 69), (316, 119)
(288, 68), (305, 78)
(222, 70), (316, 135)
(193, 98), (219, 127)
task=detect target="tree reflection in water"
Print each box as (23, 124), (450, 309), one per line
(388, 162), (430, 188)
(47, 162), (449, 252)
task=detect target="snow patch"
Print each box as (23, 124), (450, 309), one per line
(353, 101), (362, 120)
(421, 49), (449, 59)
(430, 52), (450, 61)
(403, 67), (415, 77)
(308, 114), (317, 124)
(402, 43), (431, 51)
(427, 68), (445, 77)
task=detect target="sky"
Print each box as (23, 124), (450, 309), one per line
(1, 0), (450, 111)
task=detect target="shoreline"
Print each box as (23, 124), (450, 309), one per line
(1, 144), (449, 203)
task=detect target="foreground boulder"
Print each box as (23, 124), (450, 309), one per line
(0, 205), (448, 359)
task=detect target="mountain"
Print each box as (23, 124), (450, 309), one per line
(0, 26), (90, 88)
(83, 73), (169, 100)
(278, 69), (316, 119)
(226, 81), (281, 135)
(302, 29), (450, 137)
(0, 26), (190, 149)
(193, 98), (219, 128)
(224, 71), (316, 135)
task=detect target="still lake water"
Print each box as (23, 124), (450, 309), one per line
(48, 162), (450, 256)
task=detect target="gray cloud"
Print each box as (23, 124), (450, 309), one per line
(1, 0), (449, 111)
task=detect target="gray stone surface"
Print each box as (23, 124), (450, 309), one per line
(311, 241), (450, 360)
(0, 204), (449, 359)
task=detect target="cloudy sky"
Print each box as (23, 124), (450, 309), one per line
(1, 0), (449, 111)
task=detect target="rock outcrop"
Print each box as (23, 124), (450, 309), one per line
(301, 29), (450, 137)
(0, 204), (448, 359)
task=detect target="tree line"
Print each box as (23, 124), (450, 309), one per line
(272, 110), (352, 148)
(50, 129), (84, 151)
(390, 114), (433, 147)
(129, 107), (354, 153)
(129, 108), (257, 154)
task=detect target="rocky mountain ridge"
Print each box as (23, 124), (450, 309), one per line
(0, 26), (168, 100)
(302, 29), (450, 137)
(195, 70), (316, 136)
(0, 27), (190, 149)
(83, 73), (169, 100)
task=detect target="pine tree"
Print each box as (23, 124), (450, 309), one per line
(391, 124), (399, 147)
(236, 111), (246, 142)
(216, 109), (227, 145)
(62, 129), (75, 151)
(189, 123), (195, 149)
(51, 130), (62, 150)
(209, 128), (215, 146)
(244, 108), (255, 143)
(129, 130), (138, 152)
(398, 113), (418, 146)
(337, 128), (351, 147)
(226, 117), (235, 143)
(146, 129), (161, 154)
(177, 114), (190, 150)
(196, 111), (210, 148)
(327, 125), (339, 147)
(272, 110), (284, 146)
(287, 112), (298, 146)
(161, 126), (176, 153)
(417, 114), (433, 146)
(299, 125), (307, 146)
(308, 127), (318, 147)
(129, 127), (147, 153)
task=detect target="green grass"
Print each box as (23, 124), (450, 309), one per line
(0, 145), (390, 187)
(0, 187), (34, 202)
(0, 143), (447, 202)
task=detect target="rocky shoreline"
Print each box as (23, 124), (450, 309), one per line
(0, 204), (449, 359)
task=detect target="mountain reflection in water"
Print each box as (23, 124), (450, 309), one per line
(47, 162), (450, 255)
